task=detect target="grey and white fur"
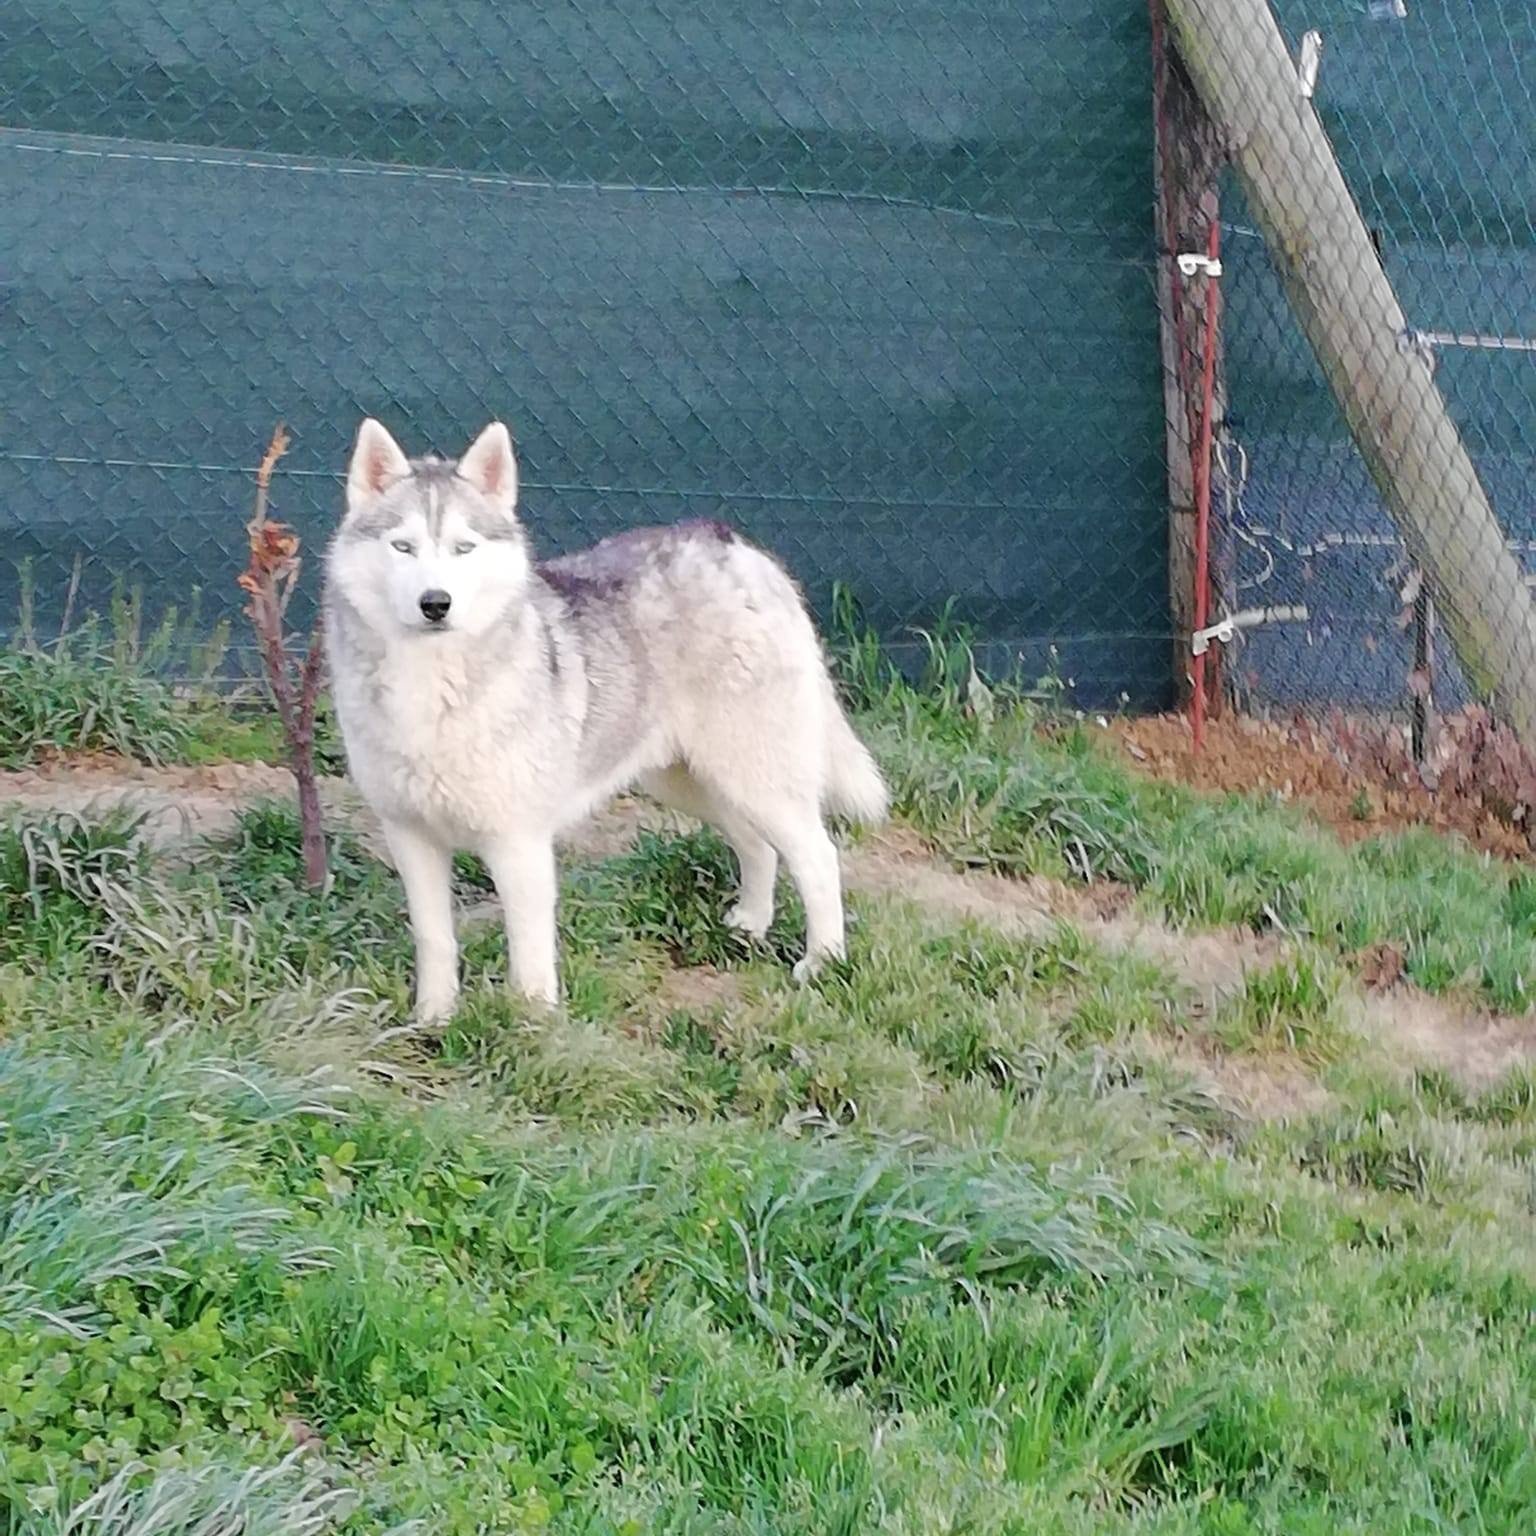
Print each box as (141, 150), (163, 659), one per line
(324, 419), (888, 1022)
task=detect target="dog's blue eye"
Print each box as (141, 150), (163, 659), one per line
(454, 541), (477, 556)
(390, 539), (413, 554)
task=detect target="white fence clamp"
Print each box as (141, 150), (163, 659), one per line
(1177, 253), (1223, 278)
(1397, 327), (1439, 370)
(1297, 31), (1324, 99)
(1192, 604), (1310, 657)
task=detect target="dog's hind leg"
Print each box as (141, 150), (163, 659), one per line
(668, 719), (846, 977)
(719, 815), (779, 939)
(641, 764), (779, 939)
(740, 799), (845, 980)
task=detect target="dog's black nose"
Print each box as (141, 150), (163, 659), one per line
(419, 589), (452, 623)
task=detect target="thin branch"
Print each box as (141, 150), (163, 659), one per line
(237, 422), (328, 889)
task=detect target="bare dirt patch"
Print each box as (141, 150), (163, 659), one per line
(0, 755), (303, 845)
(848, 832), (1322, 1118)
(1103, 713), (1532, 859)
(565, 797), (672, 858)
(846, 827), (1057, 937)
(653, 964), (743, 1016)
(1354, 989), (1536, 1091)
(847, 829), (1282, 1009)
(1141, 1036), (1334, 1123)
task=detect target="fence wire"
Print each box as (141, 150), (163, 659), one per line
(0, 0), (1171, 707)
(1198, 0), (1536, 738)
(3, 1), (1532, 739)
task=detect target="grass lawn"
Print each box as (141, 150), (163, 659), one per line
(2, 623), (1535, 1533)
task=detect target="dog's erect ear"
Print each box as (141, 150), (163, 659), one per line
(346, 419), (411, 511)
(456, 422), (519, 510)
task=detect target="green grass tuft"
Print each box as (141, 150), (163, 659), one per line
(1213, 950), (1350, 1060)
(0, 645), (189, 768)
(607, 825), (805, 969)
(0, 809), (146, 965)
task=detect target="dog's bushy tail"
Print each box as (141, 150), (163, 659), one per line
(822, 682), (889, 824)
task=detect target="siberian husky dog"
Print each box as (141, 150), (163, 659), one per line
(323, 419), (888, 1022)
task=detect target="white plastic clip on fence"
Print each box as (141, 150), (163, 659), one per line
(1297, 31), (1324, 99)
(1176, 253), (1222, 278)
(1397, 328), (1440, 372)
(1191, 605), (1311, 657)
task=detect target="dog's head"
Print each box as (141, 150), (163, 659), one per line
(329, 419), (531, 638)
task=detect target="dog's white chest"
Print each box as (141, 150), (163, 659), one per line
(349, 644), (533, 835)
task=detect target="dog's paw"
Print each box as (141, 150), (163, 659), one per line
(725, 901), (771, 941)
(509, 978), (562, 1013)
(414, 995), (459, 1030)
(792, 945), (848, 984)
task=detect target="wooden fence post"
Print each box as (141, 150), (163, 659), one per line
(1165, 0), (1536, 749)
(1151, 5), (1227, 709)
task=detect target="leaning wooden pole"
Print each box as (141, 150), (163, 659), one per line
(1165, 0), (1536, 748)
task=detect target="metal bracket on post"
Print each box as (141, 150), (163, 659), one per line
(1177, 252), (1223, 278)
(1192, 604), (1310, 657)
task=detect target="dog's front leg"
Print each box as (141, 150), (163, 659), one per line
(382, 819), (458, 1024)
(483, 836), (560, 1006)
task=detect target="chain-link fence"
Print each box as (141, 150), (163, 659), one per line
(1186, 0), (1536, 744)
(0, 0), (1171, 708)
(3, 1), (1532, 739)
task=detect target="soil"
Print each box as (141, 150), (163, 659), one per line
(1101, 713), (1533, 859)
(1355, 989), (1536, 1091)
(653, 964), (743, 1015)
(0, 755), (302, 845)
